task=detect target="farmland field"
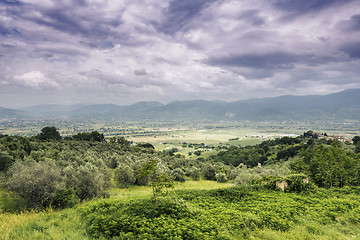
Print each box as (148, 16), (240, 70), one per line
(1, 119), (359, 158)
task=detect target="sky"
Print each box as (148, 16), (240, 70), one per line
(0, 0), (360, 108)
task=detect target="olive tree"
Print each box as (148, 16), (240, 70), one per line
(6, 160), (63, 207)
(63, 162), (111, 201)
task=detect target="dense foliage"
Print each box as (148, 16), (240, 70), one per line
(291, 142), (360, 187)
(82, 186), (360, 239)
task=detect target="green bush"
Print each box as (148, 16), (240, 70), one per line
(285, 174), (313, 193)
(0, 153), (15, 172)
(171, 168), (186, 182)
(215, 172), (228, 183)
(114, 163), (135, 188)
(52, 188), (78, 209)
(187, 166), (201, 181)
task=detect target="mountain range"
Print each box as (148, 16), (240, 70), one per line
(1, 89), (360, 122)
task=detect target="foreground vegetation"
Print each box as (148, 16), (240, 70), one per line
(1, 127), (360, 239)
(1, 184), (360, 239)
(83, 186), (360, 239)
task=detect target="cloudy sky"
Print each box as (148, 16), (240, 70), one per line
(1, 0), (360, 108)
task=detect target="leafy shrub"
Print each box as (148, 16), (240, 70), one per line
(82, 185), (360, 239)
(52, 188), (78, 209)
(215, 172), (228, 183)
(254, 174), (313, 193)
(201, 163), (217, 180)
(0, 152), (14, 172)
(285, 174), (313, 193)
(187, 166), (201, 181)
(235, 171), (260, 185)
(252, 175), (282, 190)
(114, 163), (135, 188)
(171, 168), (186, 182)
(234, 162), (291, 186)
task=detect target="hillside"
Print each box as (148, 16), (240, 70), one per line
(0, 107), (31, 119)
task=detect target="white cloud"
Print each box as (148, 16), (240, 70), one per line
(14, 71), (59, 89)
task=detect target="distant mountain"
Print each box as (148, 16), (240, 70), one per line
(4, 89), (360, 121)
(0, 107), (31, 119)
(226, 89), (360, 121)
(21, 104), (86, 113)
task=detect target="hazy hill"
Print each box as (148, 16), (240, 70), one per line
(0, 107), (31, 119)
(3, 89), (360, 121)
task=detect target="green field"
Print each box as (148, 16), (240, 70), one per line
(1, 120), (359, 146)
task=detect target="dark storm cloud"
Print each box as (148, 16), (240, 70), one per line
(206, 52), (300, 69)
(134, 69), (147, 76)
(339, 14), (360, 32)
(237, 10), (266, 26)
(2, 0), (124, 47)
(0, 24), (11, 36)
(157, 0), (216, 34)
(340, 41), (360, 59)
(33, 47), (88, 61)
(40, 8), (121, 36)
(348, 14), (360, 31)
(272, 0), (354, 13)
(0, 0), (22, 5)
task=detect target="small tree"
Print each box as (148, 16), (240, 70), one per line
(137, 157), (174, 207)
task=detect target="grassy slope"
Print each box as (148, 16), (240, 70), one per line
(0, 181), (230, 240)
(1, 182), (360, 240)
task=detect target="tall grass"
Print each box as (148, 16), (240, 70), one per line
(0, 208), (87, 240)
